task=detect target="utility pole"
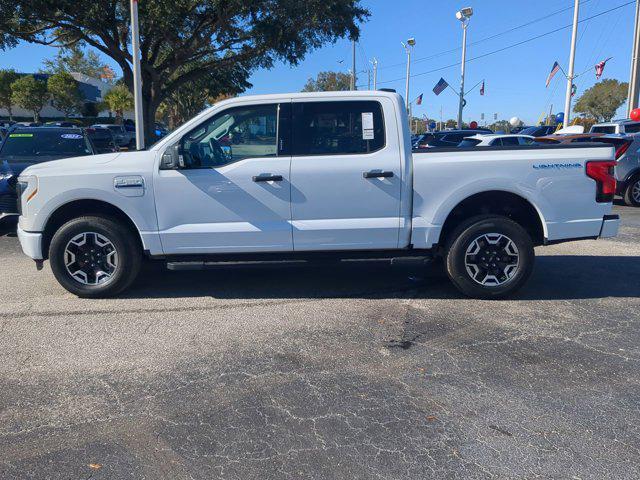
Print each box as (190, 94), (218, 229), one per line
(371, 58), (378, 90)
(563, 0), (580, 127)
(456, 8), (473, 129)
(628, 0), (640, 116)
(351, 39), (357, 91)
(367, 69), (371, 90)
(130, 0), (144, 149)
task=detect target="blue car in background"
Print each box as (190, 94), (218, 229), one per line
(0, 127), (95, 221)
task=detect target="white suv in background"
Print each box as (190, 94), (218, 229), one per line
(458, 134), (536, 147)
(590, 119), (640, 135)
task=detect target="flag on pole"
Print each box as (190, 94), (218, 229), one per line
(480, 81), (485, 96)
(595, 57), (612, 79)
(416, 93), (423, 105)
(433, 78), (449, 96)
(546, 61), (561, 88)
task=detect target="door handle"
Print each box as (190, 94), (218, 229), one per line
(252, 174), (283, 182)
(363, 171), (394, 179)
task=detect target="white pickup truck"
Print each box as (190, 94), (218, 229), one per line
(16, 91), (620, 298)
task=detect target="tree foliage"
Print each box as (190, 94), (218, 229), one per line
(0, 69), (20, 120)
(42, 45), (114, 81)
(102, 84), (134, 121)
(302, 71), (352, 92)
(47, 72), (84, 118)
(0, 0), (368, 142)
(11, 75), (49, 121)
(574, 79), (628, 122)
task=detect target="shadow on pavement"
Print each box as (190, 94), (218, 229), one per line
(125, 255), (640, 301)
(0, 217), (17, 237)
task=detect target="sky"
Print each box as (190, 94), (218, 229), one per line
(0, 0), (635, 124)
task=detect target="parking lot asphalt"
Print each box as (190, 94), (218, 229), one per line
(0, 204), (639, 479)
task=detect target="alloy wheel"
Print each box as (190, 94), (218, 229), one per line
(64, 232), (118, 285)
(464, 233), (520, 286)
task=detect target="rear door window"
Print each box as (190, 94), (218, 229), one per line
(292, 101), (385, 155)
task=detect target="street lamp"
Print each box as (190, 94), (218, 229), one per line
(456, 7), (473, 129)
(402, 38), (416, 114)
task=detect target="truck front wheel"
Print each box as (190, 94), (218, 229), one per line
(445, 215), (534, 299)
(49, 216), (142, 298)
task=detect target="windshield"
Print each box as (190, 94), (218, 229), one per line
(0, 131), (92, 161)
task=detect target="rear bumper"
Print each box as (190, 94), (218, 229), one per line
(599, 214), (620, 238)
(17, 226), (43, 260)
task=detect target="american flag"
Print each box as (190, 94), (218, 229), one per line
(432, 78), (449, 96)
(595, 57), (612, 79)
(480, 81), (485, 96)
(416, 93), (423, 105)
(546, 61), (560, 88)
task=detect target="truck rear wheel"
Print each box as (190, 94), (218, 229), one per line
(444, 215), (534, 299)
(49, 216), (141, 298)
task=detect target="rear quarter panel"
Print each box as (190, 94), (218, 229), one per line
(410, 145), (615, 248)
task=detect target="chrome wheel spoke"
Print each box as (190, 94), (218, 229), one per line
(64, 232), (118, 286)
(464, 233), (520, 287)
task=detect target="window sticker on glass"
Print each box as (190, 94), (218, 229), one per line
(9, 133), (33, 138)
(362, 112), (374, 140)
(61, 134), (83, 139)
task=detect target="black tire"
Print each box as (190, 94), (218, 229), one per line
(623, 175), (640, 207)
(49, 216), (142, 298)
(444, 215), (534, 299)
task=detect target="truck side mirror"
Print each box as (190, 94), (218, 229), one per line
(160, 144), (183, 170)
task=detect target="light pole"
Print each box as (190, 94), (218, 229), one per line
(402, 38), (416, 115)
(628, 0), (640, 116)
(130, 0), (144, 149)
(371, 58), (378, 90)
(563, 0), (579, 127)
(456, 7), (473, 129)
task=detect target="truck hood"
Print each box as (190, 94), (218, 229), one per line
(19, 152), (122, 177)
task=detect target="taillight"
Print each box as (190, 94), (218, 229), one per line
(586, 160), (617, 203)
(615, 141), (631, 159)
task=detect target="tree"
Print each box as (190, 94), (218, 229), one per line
(47, 72), (84, 118)
(574, 79), (628, 122)
(11, 75), (49, 121)
(445, 119), (457, 129)
(302, 71), (352, 92)
(0, 69), (19, 120)
(102, 84), (133, 122)
(42, 45), (114, 81)
(0, 1), (368, 143)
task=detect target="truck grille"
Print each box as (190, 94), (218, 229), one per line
(0, 194), (18, 215)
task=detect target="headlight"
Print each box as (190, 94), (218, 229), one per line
(16, 175), (38, 212)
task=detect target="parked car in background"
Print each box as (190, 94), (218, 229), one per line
(590, 119), (640, 135)
(458, 134), (535, 147)
(415, 129), (493, 148)
(509, 126), (529, 134)
(91, 124), (134, 149)
(519, 125), (558, 137)
(412, 133), (435, 149)
(0, 127), (95, 219)
(86, 127), (119, 154)
(44, 121), (81, 128)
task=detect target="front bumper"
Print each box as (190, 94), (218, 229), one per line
(17, 226), (44, 260)
(600, 214), (620, 239)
